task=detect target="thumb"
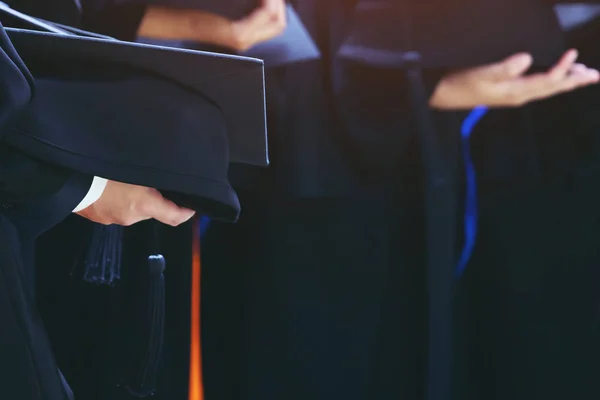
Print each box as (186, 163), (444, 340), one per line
(146, 192), (196, 227)
(481, 53), (533, 81)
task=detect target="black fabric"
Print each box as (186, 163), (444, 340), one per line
(201, 183), (427, 400)
(0, 146), (73, 204)
(81, 2), (147, 41)
(0, 20), (85, 215)
(199, 2), (600, 400)
(4, 0), (81, 26)
(35, 216), (194, 400)
(0, 20), (91, 400)
(147, 0), (257, 19)
(454, 178), (600, 400)
(2, 166), (91, 240)
(0, 215), (68, 400)
(339, 0), (565, 69)
(0, 19), (32, 132)
(201, 108), (600, 400)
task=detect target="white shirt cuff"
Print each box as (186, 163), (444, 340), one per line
(73, 176), (108, 213)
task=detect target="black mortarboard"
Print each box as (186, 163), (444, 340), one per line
(337, 2), (568, 400)
(2, 27), (268, 222)
(338, 0), (566, 69)
(139, 1), (320, 67)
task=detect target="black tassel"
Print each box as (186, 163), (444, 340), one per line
(82, 224), (123, 286)
(123, 253), (166, 398)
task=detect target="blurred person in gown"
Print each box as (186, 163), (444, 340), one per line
(9, 0), (600, 399)
(1, 1), (288, 399)
(82, 1), (600, 399)
(193, 1), (600, 400)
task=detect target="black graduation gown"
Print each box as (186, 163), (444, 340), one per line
(35, 2), (600, 400)
(0, 2), (192, 399)
(201, 2), (600, 400)
(0, 21), (92, 400)
(455, 11), (600, 399)
(1, 5), (261, 400)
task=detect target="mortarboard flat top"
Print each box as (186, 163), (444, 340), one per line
(6, 25), (268, 166)
(339, 0), (566, 69)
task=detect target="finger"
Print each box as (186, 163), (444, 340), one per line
(503, 70), (570, 105)
(261, 0), (279, 12)
(261, 0), (285, 20)
(569, 64), (600, 82)
(235, 10), (273, 48)
(570, 63), (589, 75)
(516, 56), (591, 100)
(146, 193), (196, 227)
(515, 68), (599, 104)
(547, 49), (578, 80)
(478, 52), (533, 81)
(243, 6), (282, 34)
(557, 69), (600, 92)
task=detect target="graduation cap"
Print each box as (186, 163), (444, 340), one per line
(140, 0), (320, 67)
(338, 2), (567, 400)
(3, 27), (269, 222)
(1, 16), (267, 397)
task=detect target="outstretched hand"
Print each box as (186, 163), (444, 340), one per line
(429, 49), (600, 109)
(76, 180), (195, 227)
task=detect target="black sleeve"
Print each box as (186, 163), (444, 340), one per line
(1, 22), (91, 212)
(0, 145), (89, 205)
(0, 21), (32, 137)
(80, 0), (148, 41)
(0, 145), (93, 238)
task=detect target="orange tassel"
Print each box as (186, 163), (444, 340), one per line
(189, 217), (204, 400)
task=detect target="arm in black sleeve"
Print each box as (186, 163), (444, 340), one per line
(0, 145), (92, 238)
(0, 145), (91, 206)
(1, 22), (92, 227)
